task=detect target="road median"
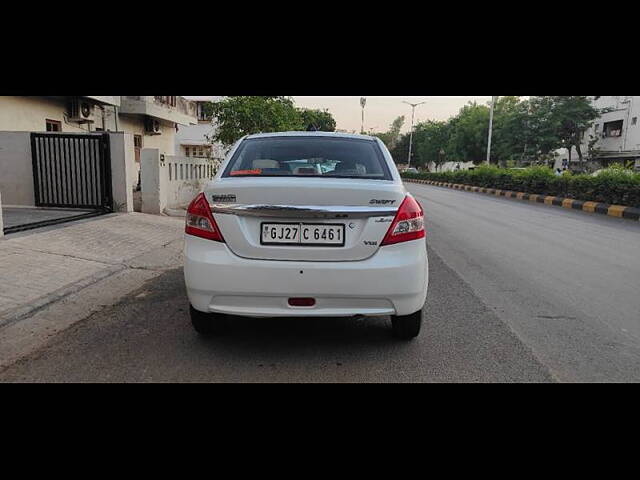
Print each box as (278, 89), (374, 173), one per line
(405, 178), (640, 222)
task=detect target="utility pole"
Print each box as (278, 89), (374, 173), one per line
(486, 96), (497, 164)
(360, 97), (367, 134)
(403, 100), (426, 167)
(622, 96), (633, 152)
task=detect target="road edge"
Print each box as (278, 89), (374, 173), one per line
(405, 179), (640, 222)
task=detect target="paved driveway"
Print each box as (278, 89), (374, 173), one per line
(0, 212), (184, 323)
(2, 207), (95, 230)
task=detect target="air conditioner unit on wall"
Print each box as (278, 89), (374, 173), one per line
(68, 97), (95, 123)
(144, 117), (162, 135)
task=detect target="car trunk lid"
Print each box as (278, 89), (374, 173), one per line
(205, 177), (405, 261)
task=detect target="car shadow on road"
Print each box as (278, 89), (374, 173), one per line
(0, 256), (554, 382)
(196, 314), (397, 348)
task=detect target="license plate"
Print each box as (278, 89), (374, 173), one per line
(261, 223), (345, 246)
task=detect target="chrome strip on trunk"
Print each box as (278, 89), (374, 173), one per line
(210, 204), (397, 219)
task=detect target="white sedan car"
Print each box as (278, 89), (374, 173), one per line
(183, 132), (428, 339)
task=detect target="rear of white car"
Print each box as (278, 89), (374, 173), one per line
(183, 132), (428, 339)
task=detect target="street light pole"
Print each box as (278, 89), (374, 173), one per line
(403, 100), (426, 167)
(360, 97), (367, 134)
(486, 96), (497, 164)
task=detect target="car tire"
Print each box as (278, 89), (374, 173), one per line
(391, 308), (423, 340)
(190, 305), (228, 335)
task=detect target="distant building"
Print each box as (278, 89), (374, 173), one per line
(426, 161), (475, 172)
(175, 96), (226, 161)
(554, 96), (640, 171)
(0, 96), (198, 183)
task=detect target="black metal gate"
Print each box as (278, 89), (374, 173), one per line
(31, 133), (113, 210)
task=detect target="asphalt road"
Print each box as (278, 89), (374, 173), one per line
(409, 183), (640, 382)
(1, 184), (637, 382)
(0, 249), (552, 383)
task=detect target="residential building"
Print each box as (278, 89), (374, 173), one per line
(426, 160), (475, 172)
(0, 96), (198, 183)
(175, 96), (226, 161)
(554, 96), (640, 171)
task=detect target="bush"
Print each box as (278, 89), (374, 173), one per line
(402, 166), (640, 208)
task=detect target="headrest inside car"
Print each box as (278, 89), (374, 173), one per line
(293, 167), (317, 175)
(253, 159), (280, 169)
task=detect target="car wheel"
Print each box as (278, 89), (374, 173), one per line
(391, 308), (423, 339)
(190, 305), (228, 335)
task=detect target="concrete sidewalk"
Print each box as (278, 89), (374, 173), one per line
(0, 212), (185, 367)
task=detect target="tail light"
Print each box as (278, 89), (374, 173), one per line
(288, 298), (316, 307)
(381, 195), (425, 246)
(185, 192), (225, 242)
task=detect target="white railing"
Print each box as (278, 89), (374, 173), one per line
(141, 150), (223, 214)
(165, 156), (222, 210)
(166, 156), (221, 184)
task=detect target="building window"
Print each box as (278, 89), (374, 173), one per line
(632, 117), (637, 126)
(46, 119), (61, 132)
(183, 145), (212, 158)
(603, 120), (623, 138)
(155, 96), (176, 107)
(197, 102), (211, 122)
(134, 135), (143, 163)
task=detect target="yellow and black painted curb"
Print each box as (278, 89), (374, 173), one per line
(405, 179), (640, 222)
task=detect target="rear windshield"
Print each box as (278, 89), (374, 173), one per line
(222, 137), (392, 180)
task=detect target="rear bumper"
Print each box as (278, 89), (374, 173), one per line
(184, 235), (428, 318)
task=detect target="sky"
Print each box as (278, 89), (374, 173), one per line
(184, 96), (493, 134)
(293, 96), (493, 134)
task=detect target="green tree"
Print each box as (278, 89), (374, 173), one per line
(298, 108), (336, 131)
(447, 102), (490, 164)
(413, 120), (451, 170)
(518, 96), (564, 164)
(389, 132), (411, 165)
(394, 96), (602, 169)
(491, 96), (528, 166)
(374, 115), (405, 150)
(549, 96), (601, 162)
(204, 96), (304, 146)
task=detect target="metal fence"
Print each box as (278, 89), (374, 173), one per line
(30, 133), (113, 210)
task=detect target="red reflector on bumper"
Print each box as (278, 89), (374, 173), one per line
(288, 298), (316, 307)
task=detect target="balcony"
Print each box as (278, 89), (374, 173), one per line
(119, 96), (197, 125)
(84, 96), (121, 107)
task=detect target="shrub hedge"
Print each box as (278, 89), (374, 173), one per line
(402, 165), (640, 208)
